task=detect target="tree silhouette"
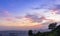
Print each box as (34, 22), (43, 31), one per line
(48, 22), (57, 30)
(28, 30), (33, 36)
(35, 31), (41, 36)
(54, 25), (60, 36)
(27, 22), (60, 36)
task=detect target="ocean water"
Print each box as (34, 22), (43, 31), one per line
(0, 31), (28, 36)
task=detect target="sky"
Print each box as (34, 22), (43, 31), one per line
(0, 0), (60, 31)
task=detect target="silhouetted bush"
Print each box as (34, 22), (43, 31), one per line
(48, 22), (57, 30)
(28, 30), (33, 36)
(35, 31), (41, 36)
(28, 22), (60, 36)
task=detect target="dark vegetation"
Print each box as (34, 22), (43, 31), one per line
(28, 22), (60, 36)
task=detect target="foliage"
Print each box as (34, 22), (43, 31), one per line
(28, 22), (60, 36)
(48, 22), (57, 30)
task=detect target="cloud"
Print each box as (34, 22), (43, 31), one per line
(0, 10), (12, 17)
(2, 17), (15, 21)
(25, 14), (41, 22)
(56, 5), (60, 9)
(1, 2), (60, 30)
(0, 9), (60, 30)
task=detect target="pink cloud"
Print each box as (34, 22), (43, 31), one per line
(2, 17), (15, 21)
(3, 10), (11, 16)
(0, 10), (12, 17)
(5, 18), (13, 21)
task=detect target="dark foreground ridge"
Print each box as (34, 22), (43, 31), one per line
(28, 22), (60, 36)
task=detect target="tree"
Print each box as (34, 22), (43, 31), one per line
(28, 30), (33, 36)
(55, 25), (60, 36)
(48, 22), (57, 30)
(35, 31), (41, 36)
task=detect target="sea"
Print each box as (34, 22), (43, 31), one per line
(0, 31), (28, 36)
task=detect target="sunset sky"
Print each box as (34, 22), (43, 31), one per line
(0, 0), (60, 30)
